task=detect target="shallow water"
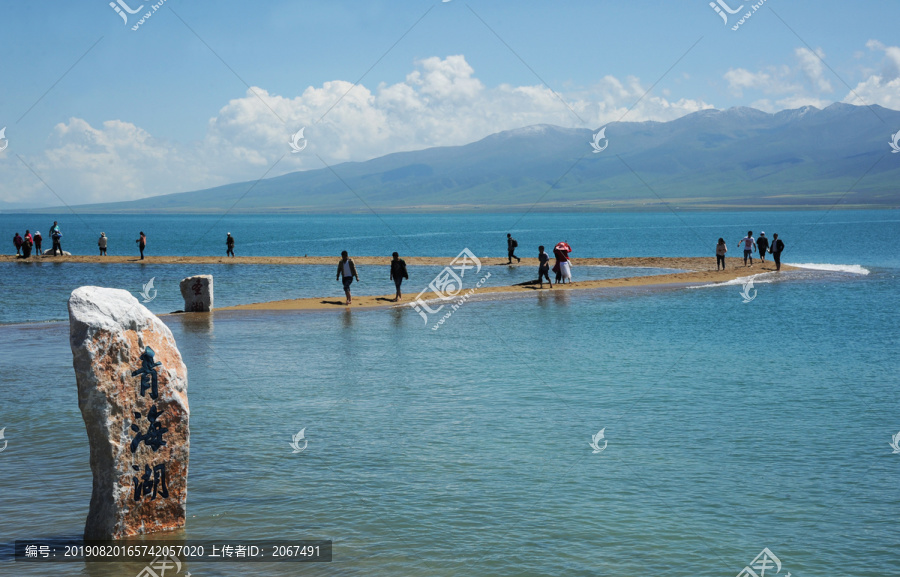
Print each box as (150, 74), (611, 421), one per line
(0, 262), (675, 325)
(0, 211), (898, 576)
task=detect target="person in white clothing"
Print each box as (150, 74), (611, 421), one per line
(336, 250), (360, 305)
(736, 230), (756, 267)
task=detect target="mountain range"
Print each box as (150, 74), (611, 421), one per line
(17, 102), (900, 213)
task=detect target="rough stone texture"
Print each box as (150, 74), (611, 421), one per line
(68, 286), (189, 540)
(179, 275), (213, 312)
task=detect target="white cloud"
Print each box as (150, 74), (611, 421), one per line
(795, 47), (833, 93)
(2, 55), (714, 206)
(724, 47), (834, 99)
(723, 66), (799, 97)
(843, 40), (900, 110)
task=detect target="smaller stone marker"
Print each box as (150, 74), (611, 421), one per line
(68, 286), (189, 540)
(179, 275), (213, 312)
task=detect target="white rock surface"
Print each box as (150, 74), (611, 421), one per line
(179, 275), (213, 312)
(68, 286), (189, 539)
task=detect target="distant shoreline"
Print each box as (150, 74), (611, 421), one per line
(0, 255), (772, 269)
(2, 204), (897, 215)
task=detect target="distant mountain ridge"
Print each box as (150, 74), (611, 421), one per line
(18, 103), (900, 213)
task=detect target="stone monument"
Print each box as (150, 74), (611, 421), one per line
(68, 286), (189, 540)
(179, 275), (213, 312)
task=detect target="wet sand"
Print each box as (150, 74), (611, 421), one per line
(2, 253), (792, 311)
(208, 257), (794, 311)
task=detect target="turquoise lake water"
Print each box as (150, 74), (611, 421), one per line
(0, 211), (898, 576)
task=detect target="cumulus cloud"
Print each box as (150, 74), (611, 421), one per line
(842, 40), (900, 110)
(723, 65), (799, 97)
(2, 55), (715, 206)
(723, 47), (834, 107)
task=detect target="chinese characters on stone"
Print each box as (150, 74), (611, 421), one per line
(132, 347), (161, 399)
(130, 348), (170, 502)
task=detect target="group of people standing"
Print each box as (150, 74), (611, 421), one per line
(11, 221), (64, 257)
(716, 230), (785, 271)
(507, 234), (573, 289)
(9, 222), (152, 259)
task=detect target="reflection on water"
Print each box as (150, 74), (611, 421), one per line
(180, 312), (214, 334)
(341, 308), (353, 330)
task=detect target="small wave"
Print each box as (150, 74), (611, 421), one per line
(688, 272), (777, 289)
(786, 263), (870, 275)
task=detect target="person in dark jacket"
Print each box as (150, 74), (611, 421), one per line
(50, 222), (63, 255)
(389, 252), (409, 302)
(21, 232), (33, 258)
(538, 245), (553, 288)
(769, 233), (785, 271)
(136, 231), (146, 260)
(226, 233), (235, 257)
(13, 232), (22, 255)
(507, 233), (520, 264)
(756, 232), (769, 263)
(33, 231), (42, 255)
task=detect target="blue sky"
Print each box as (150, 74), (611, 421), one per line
(1, 0), (898, 206)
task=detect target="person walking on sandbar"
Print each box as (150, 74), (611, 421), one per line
(136, 231), (147, 260)
(737, 230), (756, 267)
(336, 250), (360, 305)
(507, 233), (520, 264)
(716, 238), (727, 270)
(769, 233), (785, 271)
(538, 245), (553, 288)
(98, 232), (108, 256)
(226, 232), (235, 257)
(756, 232), (769, 263)
(13, 232), (22, 256)
(389, 252), (408, 302)
(33, 231), (42, 255)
